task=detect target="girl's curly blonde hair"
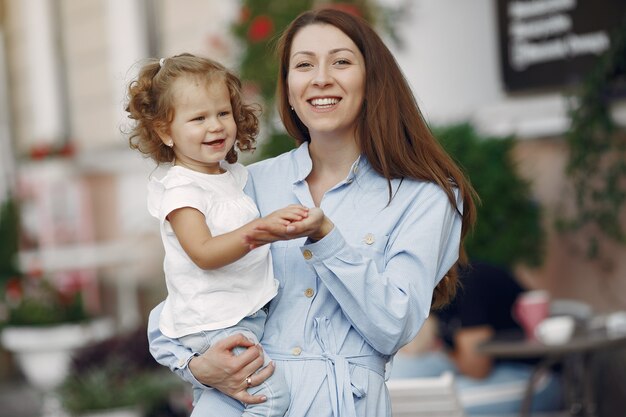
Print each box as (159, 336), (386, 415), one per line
(125, 53), (260, 164)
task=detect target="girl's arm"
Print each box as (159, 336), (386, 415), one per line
(168, 204), (308, 270)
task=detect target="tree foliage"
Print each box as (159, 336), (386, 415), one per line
(0, 197), (20, 283)
(435, 124), (544, 267)
(560, 17), (626, 258)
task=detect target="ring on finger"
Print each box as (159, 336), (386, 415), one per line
(245, 376), (252, 388)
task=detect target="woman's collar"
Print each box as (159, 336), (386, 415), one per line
(293, 142), (368, 184)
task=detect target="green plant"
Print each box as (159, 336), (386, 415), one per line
(1, 274), (89, 327)
(59, 328), (184, 415)
(434, 123), (544, 268)
(0, 197), (20, 287)
(560, 17), (626, 258)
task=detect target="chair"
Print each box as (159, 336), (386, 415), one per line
(387, 371), (465, 417)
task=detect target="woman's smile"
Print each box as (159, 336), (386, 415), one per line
(308, 96), (341, 110)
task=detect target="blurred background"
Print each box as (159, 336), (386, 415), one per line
(0, 0), (625, 416)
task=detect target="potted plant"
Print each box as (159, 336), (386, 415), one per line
(0, 272), (116, 416)
(0, 197), (114, 417)
(2, 271), (89, 326)
(58, 328), (186, 417)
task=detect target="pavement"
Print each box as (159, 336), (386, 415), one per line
(0, 378), (41, 417)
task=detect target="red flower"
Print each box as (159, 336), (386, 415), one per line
(206, 34), (230, 55)
(30, 144), (52, 160)
(5, 278), (23, 303)
(239, 6), (251, 23)
(57, 271), (84, 297)
(59, 141), (76, 157)
(29, 267), (44, 279)
(247, 15), (274, 43)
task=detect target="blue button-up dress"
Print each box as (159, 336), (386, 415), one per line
(148, 142), (463, 417)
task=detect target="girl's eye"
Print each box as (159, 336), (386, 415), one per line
(192, 116), (205, 122)
(218, 111), (231, 117)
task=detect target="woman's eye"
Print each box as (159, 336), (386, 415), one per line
(335, 59), (351, 65)
(294, 62), (312, 69)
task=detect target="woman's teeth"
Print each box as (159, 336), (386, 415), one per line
(310, 98), (339, 107)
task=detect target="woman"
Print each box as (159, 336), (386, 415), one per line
(148, 8), (476, 417)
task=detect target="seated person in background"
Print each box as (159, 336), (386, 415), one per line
(390, 261), (563, 415)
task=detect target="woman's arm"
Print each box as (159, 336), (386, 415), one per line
(308, 190), (462, 355)
(168, 204), (308, 269)
(147, 303), (273, 404)
(245, 188), (463, 356)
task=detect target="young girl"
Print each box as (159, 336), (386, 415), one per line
(125, 53), (300, 417)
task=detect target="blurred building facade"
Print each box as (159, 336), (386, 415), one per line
(0, 0), (625, 340)
(0, 0), (241, 332)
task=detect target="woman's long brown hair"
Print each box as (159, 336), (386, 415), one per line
(275, 8), (478, 309)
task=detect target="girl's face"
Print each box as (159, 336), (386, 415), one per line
(287, 23), (365, 142)
(161, 76), (237, 174)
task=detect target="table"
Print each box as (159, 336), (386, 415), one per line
(478, 327), (626, 417)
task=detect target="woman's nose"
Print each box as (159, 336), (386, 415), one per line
(312, 67), (332, 87)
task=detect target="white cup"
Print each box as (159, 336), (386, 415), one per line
(535, 315), (575, 345)
(606, 311), (626, 337)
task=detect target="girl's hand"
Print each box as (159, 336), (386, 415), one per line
(263, 204), (309, 226)
(244, 207), (334, 247)
(188, 333), (273, 404)
(244, 205), (309, 249)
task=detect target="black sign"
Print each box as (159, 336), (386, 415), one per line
(497, 0), (626, 92)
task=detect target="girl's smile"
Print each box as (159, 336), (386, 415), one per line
(159, 76), (237, 175)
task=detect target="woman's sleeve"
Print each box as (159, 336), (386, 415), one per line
(147, 302), (206, 390)
(301, 187), (463, 355)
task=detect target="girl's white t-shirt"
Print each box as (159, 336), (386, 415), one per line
(147, 163), (278, 338)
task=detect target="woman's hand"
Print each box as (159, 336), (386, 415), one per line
(244, 207), (334, 247)
(300, 208), (335, 241)
(188, 333), (273, 404)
